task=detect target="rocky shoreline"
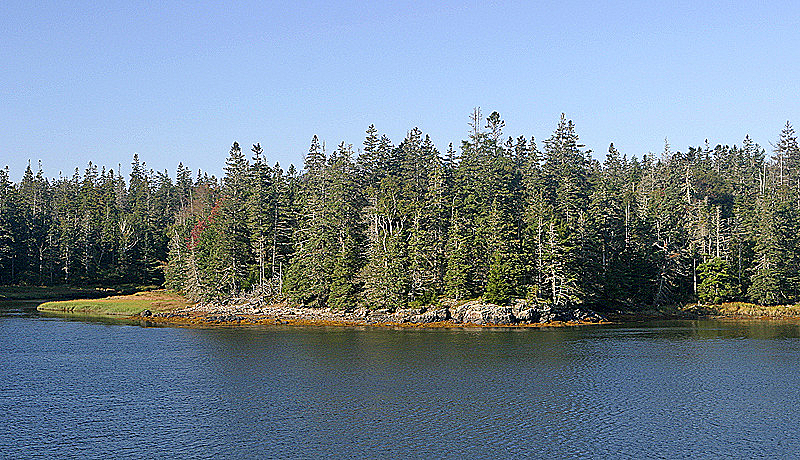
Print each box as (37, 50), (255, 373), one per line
(136, 298), (608, 328)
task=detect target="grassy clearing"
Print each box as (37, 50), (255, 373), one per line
(682, 302), (800, 318)
(37, 290), (192, 317)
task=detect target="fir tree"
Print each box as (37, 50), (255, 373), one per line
(697, 257), (740, 304)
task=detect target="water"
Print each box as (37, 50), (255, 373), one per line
(3, 302), (800, 458)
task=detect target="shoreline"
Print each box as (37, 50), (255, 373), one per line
(33, 290), (800, 329)
(126, 298), (611, 329)
(133, 309), (800, 329)
(130, 310), (612, 329)
(36, 292), (612, 328)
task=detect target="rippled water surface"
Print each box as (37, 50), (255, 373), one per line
(3, 303), (800, 458)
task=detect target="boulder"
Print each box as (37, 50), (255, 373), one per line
(563, 308), (606, 323)
(539, 311), (557, 323)
(461, 307), (487, 324)
(454, 302), (515, 325)
(525, 305), (606, 323)
(486, 306), (515, 324)
(409, 308), (450, 323)
(511, 299), (529, 315)
(393, 308), (423, 323)
(514, 308), (539, 323)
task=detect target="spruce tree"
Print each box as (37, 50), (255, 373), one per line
(697, 257), (740, 304)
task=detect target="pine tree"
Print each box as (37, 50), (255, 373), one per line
(697, 257), (740, 304)
(247, 143), (274, 291)
(749, 198), (800, 304)
(285, 137), (342, 306)
(536, 114), (593, 306)
(326, 142), (366, 309)
(0, 167), (16, 284)
(541, 218), (583, 306)
(217, 142), (254, 292)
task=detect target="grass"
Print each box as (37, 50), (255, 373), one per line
(687, 301), (800, 318)
(37, 290), (192, 317)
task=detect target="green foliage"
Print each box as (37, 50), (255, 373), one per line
(5, 114), (800, 314)
(748, 200), (800, 305)
(697, 257), (740, 304)
(0, 154), (184, 287)
(284, 140), (365, 309)
(484, 253), (517, 305)
(541, 218), (583, 306)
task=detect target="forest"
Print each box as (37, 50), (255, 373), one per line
(2, 110), (799, 311)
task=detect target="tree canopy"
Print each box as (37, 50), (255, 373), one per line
(2, 111), (799, 309)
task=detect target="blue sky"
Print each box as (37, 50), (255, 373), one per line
(2, 0), (799, 180)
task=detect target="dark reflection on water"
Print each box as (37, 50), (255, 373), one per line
(0, 300), (44, 318)
(2, 306), (800, 459)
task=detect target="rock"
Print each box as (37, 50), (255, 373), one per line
(449, 305), (466, 323)
(409, 308), (450, 323)
(584, 313), (606, 323)
(366, 310), (392, 322)
(511, 299), (529, 315)
(487, 306), (515, 324)
(204, 314), (244, 322)
(393, 308), (422, 323)
(539, 312), (557, 323)
(514, 308), (539, 323)
(523, 305), (606, 323)
(453, 301), (515, 325)
(461, 307), (487, 324)
(567, 308), (606, 323)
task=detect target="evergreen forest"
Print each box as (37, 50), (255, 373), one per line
(3, 110), (800, 311)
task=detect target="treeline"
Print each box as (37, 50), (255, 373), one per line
(3, 111), (800, 309)
(166, 110), (800, 309)
(0, 155), (216, 286)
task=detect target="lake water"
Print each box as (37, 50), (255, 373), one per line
(3, 302), (800, 458)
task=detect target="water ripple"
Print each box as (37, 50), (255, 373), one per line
(3, 314), (800, 458)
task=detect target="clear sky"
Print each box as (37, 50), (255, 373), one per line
(2, 0), (799, 181)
